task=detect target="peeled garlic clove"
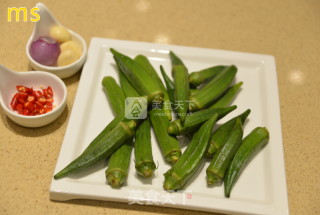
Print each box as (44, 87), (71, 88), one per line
(57, 49), (78, 67)
(50, 26), (71, 43)
(60, 41), (82, 58)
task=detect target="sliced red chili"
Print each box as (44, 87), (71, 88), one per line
(18, 93), (28, 99)
(37, 97), (47, 105)
(16, 104), (23, 114)
(35, 101), (44, 109)
(46, 102), (53, 108)
(45, 107), (53, 113)
(18, 98), (26, 104)
(42, 89), (52, 98)
(39, 108), (45, 114)
(32, 107), (40, 115)
(47, 86), (54, 97)
(27, 96), (36, 103)
(10, 94), (19, 110)
(24, 102), (35, 112)
(46, 98), (54, 103)
(22, 109), (30, 115)
(32, 90), (43, 99)
(16, 86), (33, 94)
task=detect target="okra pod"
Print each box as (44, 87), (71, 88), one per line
(134, 117), (157, 177)
(206, 109), (251, 157)
(149, 109), (181, 164)
(111, 48), (164, 104)
(54, 120), (138, 179)
(189, 65), (237, 112)
(167, 105), (237, 136)
(163, 114), (218, 190)
(134, 55), (172, 121)
(169, 51), (185, 68)
(209, 82), (243, 109)
(224, 127), (269, 197)
(173, 65), (189, 124)
(189, 65), (226, 87)
(102, 76), (126, 116)
(105, 137), (133, 187)
(160, 65), (174, 104)
(114, 56), (140, 98)
(206, 118), (243, 185)
(189, 88), (199, 96)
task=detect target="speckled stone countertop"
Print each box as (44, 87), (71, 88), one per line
(0, 0), (319, 214)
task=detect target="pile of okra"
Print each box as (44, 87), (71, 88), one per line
(54, 49), (269, 198)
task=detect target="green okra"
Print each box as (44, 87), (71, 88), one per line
(163, 114), (218, 190)
(169, 51), (185, 68)
(102, 76), (126, 116)
(189, 88), (199, 96)
(160, 65), (174, 104)
(134, 55), (172, 121)
(173, 65), (189, 124)
(189, 65), (237, 112)
(105, 137), (133, 187)
(189, 65), (226, 87)
(149, 109), (181, 164)
(209, 82), (243, 109)
(54, 120), (138, 179)
(206, 109), (251, 157)
(224, 127), (269, 197)
(206, 118), (243, 185)
(134, 117), (157, 177)
(111, 48), (164, 104)
(114, 56), (140, 98)
(167, 105), (237, 136)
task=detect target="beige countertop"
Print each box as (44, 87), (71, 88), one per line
(0, 0), (319, 214)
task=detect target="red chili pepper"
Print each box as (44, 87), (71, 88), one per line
(16, 86), (33, 94)
(42, 89), (52, 98)
(32, 107), (40, 115)
(39, 108), (45, 114)
(10, 93), (19, 110)
(22, 109), (30, 115)
(32, 90), (43, 99)
(45, 107), (53, 113)
(27, 96), (36, 103)
(18, 98), (26, 104)
(46, 102), (53, 108)
(46, 98), (54, 103)
(35, 101), (44, 109)
(47, 86), (54, 97)
(24, 102), (35, 112)
(18, 93), (28, 99)
(37, 97), (47, 105)
(16, 104), (23, 114)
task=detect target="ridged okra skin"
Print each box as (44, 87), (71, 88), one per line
(105, 137), (133, 187)
(189, 65), (237, 112)
(206, 109), (251, 157)
(189, 65), (226, 87)
(114, 56), (140, 98)
(224, 127), (269, 198)
(209, 82), (243, 109)
(134, 55), (172, 121)
(163, 114), (218, 190)
(110, 48), (164, 105)
(160, 65), (174, 104)
(102, 76), (126, 116)
(167, 105), (237, 136)
(149, 109), (181, 164)
(169, 51), (185, 68)
(173, 65), (189, 124)
(134, 117), (157, 177)
(189, 88), (199, 96)
(54, 120), (138, 179)
(206, 118), (243, 185)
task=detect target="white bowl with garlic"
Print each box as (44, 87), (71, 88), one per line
(26, 3), (87, 79)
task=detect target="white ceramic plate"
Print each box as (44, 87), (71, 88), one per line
(50, 38), (289, 215)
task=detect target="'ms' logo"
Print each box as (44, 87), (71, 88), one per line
(8, 7), (40, 22)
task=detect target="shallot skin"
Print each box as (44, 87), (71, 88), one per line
(30, 36), (60, 66)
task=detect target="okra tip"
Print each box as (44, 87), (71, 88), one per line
(188, 99), (200, 112)
(166, 151), (181, 164)
(189, 72), (202, 87)
(106, 170), (127, 188)
(163, 174), (181, 190)
(206, 171), (222, 185)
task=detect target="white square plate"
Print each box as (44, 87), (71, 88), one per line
(50, 38), (289, 215)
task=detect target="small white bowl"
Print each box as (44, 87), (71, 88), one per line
(26, 3), (87, 79)
(0, 64), (67, 127)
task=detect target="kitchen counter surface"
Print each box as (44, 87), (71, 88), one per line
(0, 0), (319, 214)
